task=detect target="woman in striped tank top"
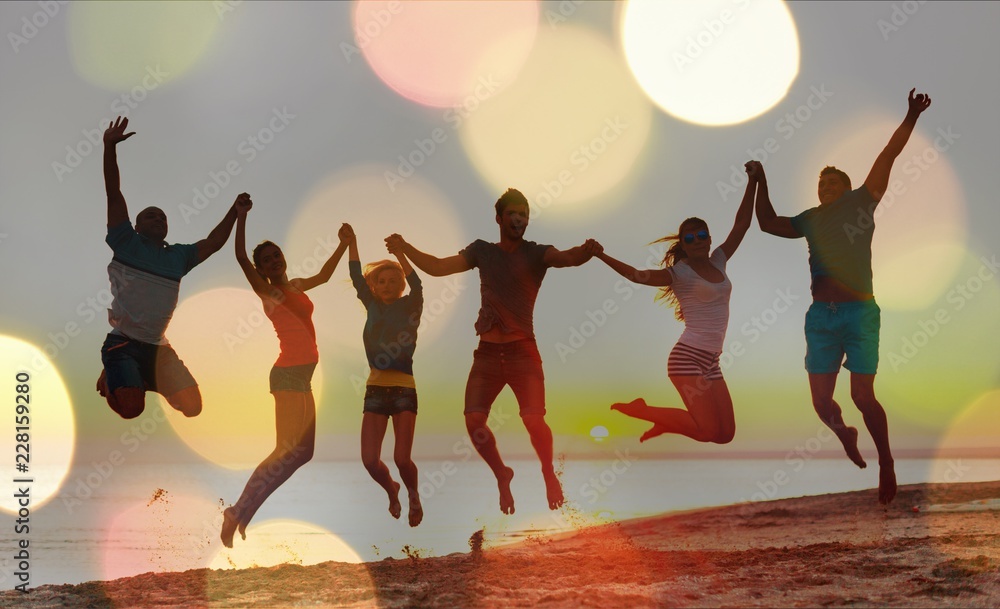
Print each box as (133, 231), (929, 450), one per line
(221, 197), (350, 547)
(593, 161), (761, 445)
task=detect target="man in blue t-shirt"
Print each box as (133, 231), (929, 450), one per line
(385, 188), (599, 515)
(754, 90), (932, 505)
(97, 116), (249, 420)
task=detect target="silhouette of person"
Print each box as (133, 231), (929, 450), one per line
(220, 200), (349, 547)
(344, 224), (424, 526)
(592, 161), (758, 445)
(385, 188), (599, 514)
(97, 116), (245, 420)
(754, 89), (932, 505)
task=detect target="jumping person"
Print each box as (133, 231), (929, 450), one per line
(97, 116), (244, 420)
(221, 200), (349, 547)
(593, 161), (758, 446)
(385, 188), (599, 514)
(754, 89), (932, 504)
(345, 223), (425, 527)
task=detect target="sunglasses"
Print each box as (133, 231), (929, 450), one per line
(682, 229), (710, 244)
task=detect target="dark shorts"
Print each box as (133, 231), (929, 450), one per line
(101, 333), (197, 396)
(363, 385), (418, 416)
(269, 363), (317, 393)
(804, 299), (880, 375)
(464, 339), (545, 417)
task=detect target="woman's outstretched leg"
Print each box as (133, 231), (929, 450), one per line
(361, 412), (401, 519)
(391, 411), (421, 526)
(222, 391), (315, 547)
(612, 376), (735, 444)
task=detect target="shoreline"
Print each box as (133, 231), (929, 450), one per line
(4, 480), (999, 608)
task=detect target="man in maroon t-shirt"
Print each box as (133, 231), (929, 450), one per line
(386, 188), (598, 514)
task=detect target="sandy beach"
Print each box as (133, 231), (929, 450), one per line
(4, 480), (999, 608)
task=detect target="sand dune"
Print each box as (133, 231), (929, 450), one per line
(5, 481), (999, 608)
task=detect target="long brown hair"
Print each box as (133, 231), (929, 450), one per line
(651, 217), (707, 322)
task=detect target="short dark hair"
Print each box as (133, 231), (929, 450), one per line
(819, 166), (851, 190)
(494, 188), (529, 216)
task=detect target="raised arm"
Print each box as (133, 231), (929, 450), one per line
(543, 239), (599, 268)
(293, 224), (349, 292)
(385, 233), (471, 277)
(233, 195), (271, 297)
(195, 196), (242, 263)
(595, 242), (672, 287)
(864, 88), (931, 202)
(103, 116), (135, 228)
(754, 162), (801, 239)
(718, 161), (758, 259)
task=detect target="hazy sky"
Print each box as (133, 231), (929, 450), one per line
(1, 0), (998, 484)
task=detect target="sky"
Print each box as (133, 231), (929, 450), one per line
(1, 0), (998, 530)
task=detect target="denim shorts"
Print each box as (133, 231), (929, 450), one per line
(269, 363), (317, 393)
(101, 333), (197, 396)
(363, 385), (418, 416)
(464, 339), (545, 416)
(804, 299), (880, 374)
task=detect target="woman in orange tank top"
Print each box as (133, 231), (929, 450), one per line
(220, 196), (350, 547)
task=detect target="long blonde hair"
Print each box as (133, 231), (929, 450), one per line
(362, 259), (404, 296)
(651, 217), (708, 322)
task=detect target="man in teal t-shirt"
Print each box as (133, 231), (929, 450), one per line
(754, 89), (932, 505)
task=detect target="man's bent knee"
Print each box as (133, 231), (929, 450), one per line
(167, 386), (203, 417)
(109, 388), (145, 420)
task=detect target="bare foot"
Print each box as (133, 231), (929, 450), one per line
(408, 495), (423, 527)
(221, 507), (239, 548)
(388, 481), (402, 519)
(237, 520), (247, 542)
(96, 370), (107, 397)
(878, 462), (897, 505)
(543, 471), (564, 510)
(837, 426), (867, 469)
(498, 467), (515, 515)
(639, 423), (668, 443)
(611, 397), (648, 418)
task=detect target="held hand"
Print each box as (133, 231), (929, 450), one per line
(907, 88), (931, 115)
(338, 223), (355, 245)
(745, 160), (765, 182)
(104, 116), (136, 146)
(583, 238), (603, 257)
(233, 192), (252, 216)
(385, 233), (406, 255)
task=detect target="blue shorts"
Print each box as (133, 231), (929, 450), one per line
(101, 333), (197, 396)
(269, 363), (317, 393)
(363, 386), (418, 416)
(464, 339), (545, 416)
(804, 300), (880, 375)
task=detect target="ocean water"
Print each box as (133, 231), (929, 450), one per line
(3, 456), (998, 588)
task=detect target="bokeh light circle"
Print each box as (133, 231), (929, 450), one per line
(210, 519), (365, 569)
(68, 2), (220, 91)
(159, 288), (325, 469)
(353, 0), (538, 108)
(283, 165), (468, 359)
(0, 336), (75, 513)
(461, 26), (653, 213)
(621, 0), (800, 126)
(935, 389), (1000, 461)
